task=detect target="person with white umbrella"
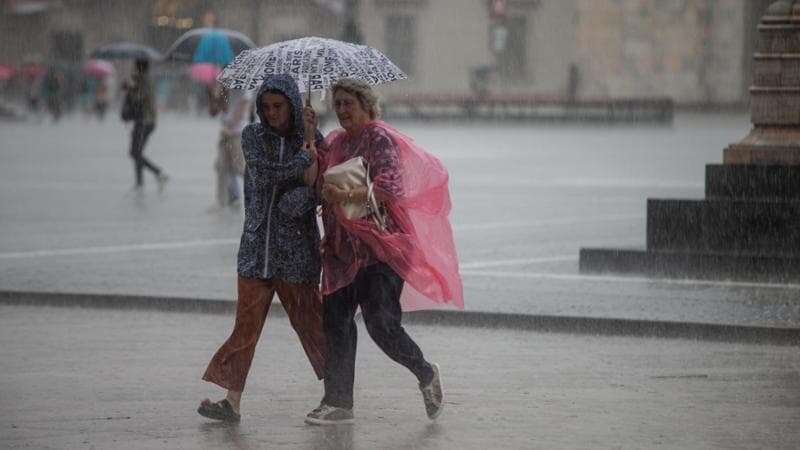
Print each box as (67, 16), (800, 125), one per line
(198, 74), (326, 422)
(215, 37), (463, 425)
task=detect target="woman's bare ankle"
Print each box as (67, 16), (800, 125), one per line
(226, 390), (242, 413)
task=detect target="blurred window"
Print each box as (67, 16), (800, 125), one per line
(385, 14), (416, 76)
(149, 0), (204, 51)
(496, 16), (527, 80)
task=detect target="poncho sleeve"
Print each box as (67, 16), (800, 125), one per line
(367, 127), (404, 200)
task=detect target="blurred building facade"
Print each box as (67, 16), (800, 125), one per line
(0, 0), (773, 106)
(364, 0), (771, 106)
(0, 0), (343, 62)
(572, 0), (770, 106)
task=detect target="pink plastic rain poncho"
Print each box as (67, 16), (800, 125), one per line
(319, 120), (464, 311)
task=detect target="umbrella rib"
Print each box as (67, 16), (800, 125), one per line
(165, 28), (255, 62)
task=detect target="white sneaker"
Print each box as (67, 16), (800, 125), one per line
(304, 403), (354, 425)
(156, 173), (169, 193)
(419, 363), (443, 420)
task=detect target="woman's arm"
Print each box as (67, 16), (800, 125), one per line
(284, 132), (325, 218)
(302, 129), (324, 186)
(320, 129), (401, 205)
(367, 128), (404, 202)
(303, 154), (318, 187)
(278, 186), (319, 218)
(242, 125), (312, 187)
(302, 108), (324, 187)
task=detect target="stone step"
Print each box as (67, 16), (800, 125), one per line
(705, 164), (800, 199)
(647, 198), (800, 254)
(579, 247), (800, 283)
(723, 143), (800, 165)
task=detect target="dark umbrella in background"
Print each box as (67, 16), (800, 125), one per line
(90, 42), (163, 61)
(163, 28), (255, 64)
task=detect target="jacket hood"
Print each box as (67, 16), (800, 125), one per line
(255, 74), (303, 136)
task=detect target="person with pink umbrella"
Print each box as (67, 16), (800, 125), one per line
(167, 11), (255, 211)
(82, 59), (114, 120)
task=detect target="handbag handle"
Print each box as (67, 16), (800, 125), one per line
(364, 162), (387, 231)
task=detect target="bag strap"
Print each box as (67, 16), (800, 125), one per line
(364, 161), (387, 231)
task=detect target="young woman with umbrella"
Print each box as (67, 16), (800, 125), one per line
(198, 74), (326, 422)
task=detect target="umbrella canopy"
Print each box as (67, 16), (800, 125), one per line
(193, 30), (233, 66)
(217, 36), (407, 93)
(91, 42), (162, 61)
(164, 28), (254, 65)
(188, 62), (221, 86)
(0, 64), (16, 81)
(82, 59), (115, 78)
(20, 63), (45, 80)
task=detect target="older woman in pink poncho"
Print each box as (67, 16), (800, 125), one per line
(302, 78), (463, 425)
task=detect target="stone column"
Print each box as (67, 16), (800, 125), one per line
(579, 0), (800, 282)
(725, 0), (800, 165)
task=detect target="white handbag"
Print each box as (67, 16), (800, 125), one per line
(323, 156), (386, 230)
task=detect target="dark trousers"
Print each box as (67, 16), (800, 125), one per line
(129, 122), (161, 186)
(322, 263), (434, 409)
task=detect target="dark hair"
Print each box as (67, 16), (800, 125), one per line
(262, 88), (290, 101)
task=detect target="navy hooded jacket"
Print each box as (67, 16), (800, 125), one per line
(237, 74), (323, 282)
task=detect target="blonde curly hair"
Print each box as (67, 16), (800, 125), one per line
(331, 78), (381, 120)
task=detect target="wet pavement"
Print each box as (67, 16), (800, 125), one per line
(1, 113), (799, 327)
(1, 304), (798, 449)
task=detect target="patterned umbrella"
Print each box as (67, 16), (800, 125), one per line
(164, 28), (254, 65)
(217, 36), (407, 93)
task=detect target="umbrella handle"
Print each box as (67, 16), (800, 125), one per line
(304, 82), (315, 148)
